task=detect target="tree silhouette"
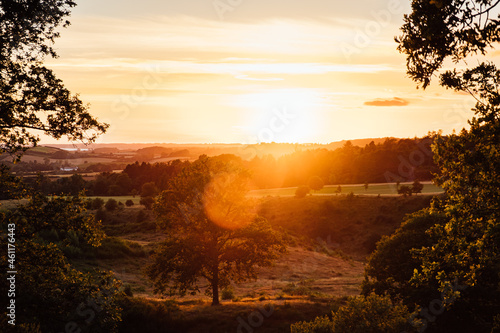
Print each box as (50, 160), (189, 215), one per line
(0, 0), (108, 159)
(411, 180), (423, 195)
(147, 156), (286, 305)
(392, 0), (500, 329)
(0, 194), (122, 332)
(295, 185), (310, 198)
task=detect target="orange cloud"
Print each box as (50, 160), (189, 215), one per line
(364, 97), (409, 107)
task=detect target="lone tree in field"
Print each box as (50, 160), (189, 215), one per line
(411, 180), (423, 195)
(147, 156), (286, 305)
(295, 185), (310, 198)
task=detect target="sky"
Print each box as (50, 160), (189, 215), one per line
(42, 0), (486, 145)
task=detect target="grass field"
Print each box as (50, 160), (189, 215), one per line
(249, 182), (443, 197)
(87, 195), (142, 205)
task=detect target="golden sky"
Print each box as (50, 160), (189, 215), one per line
(42, 0), (487, 144)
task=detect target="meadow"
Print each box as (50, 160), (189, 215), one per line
(249, 182), (443, 197)
(68, 193), (436, 332)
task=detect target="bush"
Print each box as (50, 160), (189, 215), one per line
(295, 186), (310, 198)
(291, 294), (415, 333)
(92, 197), (104, 210)
(291, 316), (333, 333)
(136, 210), (147, 223)
(125, 199), (134, 207)
(221, 286), (234, 300)
(94, 237), (146, 259)
(140, 196), (155, 210)
(398, 185), (413, 197)
(105, 198), (118, 211)
(331, 294), (414, 332)
(95, 208), (107, 223)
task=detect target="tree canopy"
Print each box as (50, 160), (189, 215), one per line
(0, 0), (108, 158)
(362, 0), (500, 330)
(397, 0), (500, 89)
(147, 156), (286, 305)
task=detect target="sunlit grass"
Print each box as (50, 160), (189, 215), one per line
(248, 182), (443, 197)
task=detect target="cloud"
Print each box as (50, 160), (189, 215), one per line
(235, 75), (284, 81)
(364, 97), (409, 107)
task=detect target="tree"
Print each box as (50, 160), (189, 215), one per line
(92, 197), (105, 210)
(411, 180), (423, 195)
(105, 198), (118, 211)
(139, 196), (155, 210)
(295, 185), (311, 198)
(362, 209), (448, 305)
(0, 194), (122, 332)
(125, 199), (134, 207)
(141, 182), (158, 198)
(397, 0), (500, 89)
(0, 3), (118, 330)
(0, 0), (108, 159)
(308, 176), (324, 192)
(397, 185), (412, 197)
(391, 1), (500, 330)
(146, 156), (286, 305)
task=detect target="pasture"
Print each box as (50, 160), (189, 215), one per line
(249, 181), (443, 197)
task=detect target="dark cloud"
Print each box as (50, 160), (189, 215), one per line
(364, 97), (409, 107)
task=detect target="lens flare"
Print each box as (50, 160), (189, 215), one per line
(203, 172), (256, 230)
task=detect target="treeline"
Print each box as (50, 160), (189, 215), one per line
(249, 137), (437, 188)
(19, 137), (437, 196)
(26, 159), (189, 196)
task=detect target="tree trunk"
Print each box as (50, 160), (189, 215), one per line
(211, 267), (220, 306)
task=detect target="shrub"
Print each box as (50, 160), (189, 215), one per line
(221, 286), (234, 300)
(140, 196), (155, 210)
(291, 316), (333, 333)
(95, 237), (146, 259)
(295, 186), (310, 198)
(125, 199), (134, 207)
(136, 210), (147, 223)
(291, 294), (414, 333)
(105, 198), (118, 211)
(398, 185), (413, 197)
(330, 294), (413, 332)
(95, 208), (107, 223)
(92, 197), (104, 210)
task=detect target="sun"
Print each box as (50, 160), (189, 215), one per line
(239, 89), (324, 143)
